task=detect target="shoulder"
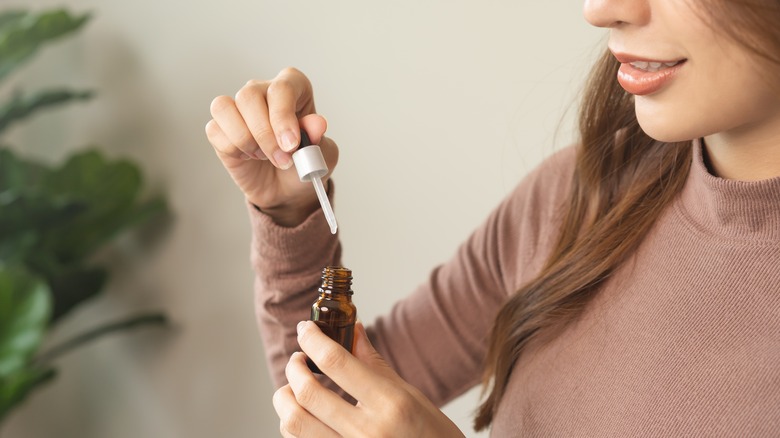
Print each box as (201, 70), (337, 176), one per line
(504, 144), (577, 224)
(493, 145), (577, 290)
(524, 145), (577, 196)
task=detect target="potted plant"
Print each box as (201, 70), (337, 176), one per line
(0, 8), (168, 423)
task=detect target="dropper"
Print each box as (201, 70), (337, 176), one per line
(291, 129), (338, 234)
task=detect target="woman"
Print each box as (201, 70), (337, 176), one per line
(205, 0), (780, 436)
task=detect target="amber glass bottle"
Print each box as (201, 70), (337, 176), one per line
(307, 266), (357, 374)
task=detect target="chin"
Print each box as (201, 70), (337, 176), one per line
(635, 108), (700, 143)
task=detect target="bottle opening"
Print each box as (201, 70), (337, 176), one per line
(320, 266), (353, 295)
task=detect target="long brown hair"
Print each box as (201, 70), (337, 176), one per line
(474, 0), (780, 430)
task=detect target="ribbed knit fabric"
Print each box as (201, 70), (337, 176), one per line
(250, 140), (780, 437)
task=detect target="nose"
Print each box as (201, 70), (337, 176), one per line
(583, 0), (651, 28)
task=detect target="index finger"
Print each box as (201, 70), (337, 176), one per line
(296, 321), (392, 405)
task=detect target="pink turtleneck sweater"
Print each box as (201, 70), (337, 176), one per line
(250, 140), (780, 436)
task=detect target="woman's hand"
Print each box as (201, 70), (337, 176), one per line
(272, 321), (466, 438)
(205, 68), (339, 227)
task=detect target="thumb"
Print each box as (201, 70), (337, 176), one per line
(299, 114), (327, 145)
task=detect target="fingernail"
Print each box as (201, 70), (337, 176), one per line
(280, 130), (298, 152)
(297, 321), (306, 334)
(274, 150), (292, 170)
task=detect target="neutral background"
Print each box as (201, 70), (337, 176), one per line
(4, 1), (603, 437)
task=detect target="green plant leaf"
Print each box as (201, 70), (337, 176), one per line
(43, 149), (141, 200)
(0, 147), (49, 192)
(47, 265), (106, 323)
(17, 252), (107, 324)
(0, 266), (51, 377)
(40, 150), (168, 263)
(0, 11), (26, 33)
(0, 191), (86, 237)
(0, 256), (55, 423)
(35, 313), (168, 365)
(0, 9), (91, 82)
(0, 88), (93, 135)
(0, 190), (87, 267)
(0, 366), (55, 423)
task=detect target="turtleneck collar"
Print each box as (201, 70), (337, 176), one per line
(677, 139), (780, 242)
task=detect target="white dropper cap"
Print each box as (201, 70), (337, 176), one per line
(291, 130), (338, 234)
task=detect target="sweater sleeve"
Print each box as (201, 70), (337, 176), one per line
(250, 198), (342, 388)
(251, 147), (575, 403)
(365, 198), (520, 405)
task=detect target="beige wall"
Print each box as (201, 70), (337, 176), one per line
(3, 1), (603, 437)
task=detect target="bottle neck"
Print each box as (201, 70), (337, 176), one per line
(319, 266), (353, 298)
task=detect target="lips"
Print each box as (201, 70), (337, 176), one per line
(612, 52), (687, 96)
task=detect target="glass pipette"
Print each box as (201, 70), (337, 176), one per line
(291, 129), (338, 234)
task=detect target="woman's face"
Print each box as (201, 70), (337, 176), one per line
(583, 0), (780, 146)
